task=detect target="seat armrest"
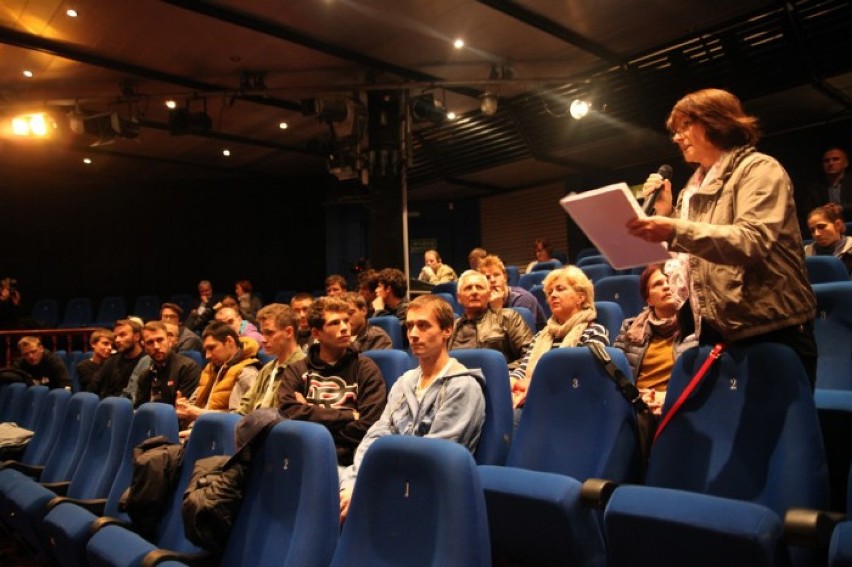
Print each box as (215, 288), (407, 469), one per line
(46, 495), (106, 515)
(141, 548), (216, 567)
(40, 480), (70, 496)
(581, 477), (618, 509)
(785, 507), (847, 549)
(0, 461), (44, 479)
(89, 516), (132, 538)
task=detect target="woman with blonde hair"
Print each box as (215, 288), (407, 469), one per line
(509, 266), (608, 409)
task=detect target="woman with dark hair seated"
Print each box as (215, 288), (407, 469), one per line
(614, 264), (694, 416)
(805, 203), (852, 275)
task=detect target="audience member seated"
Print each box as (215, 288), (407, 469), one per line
(468, 247), (488, 270)
(215, 305), (264, 344)
(479, 254), (548, 329)
(176, 321), (261, 431)
(418, 249), (458, 284)
(159, 302), (202, 353)
(234, 279), (263, 323)
(325, 274), (348, 297)
(236, 304), (306, 415)
(373, 268), (409, 325)
(525, 237), (556, 273)
(0, 278), (22, 330)
(290, 292), (315, 353)
(184, 279), (222, 334)
(344, 292), (392, 353)
(12, 336), (71, 389)
(134, 321), (201, 408)
(510, 266), (609, 412)
(797, 146), (852, 230)
(277, 296), (387, 467)
(614, 264), (694, 416)
(804, 203), (852, 275)
(357, 269), (379, 317)
(338, 294), (486, 520)
(76, 328), (114, 391)
(87, 318), (145, 398)
(448, 270), (532, 366)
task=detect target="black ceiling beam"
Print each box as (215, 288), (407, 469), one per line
(0, 25), (301, 112)
(136, 119), (321, 156)
(161, 0), (482, 100)
(476, 0), (624, 66)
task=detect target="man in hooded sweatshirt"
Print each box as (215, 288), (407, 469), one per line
(338, 294), (486, 520)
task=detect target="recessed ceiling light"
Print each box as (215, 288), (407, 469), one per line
(66, 9), (78, 17)
(222, 149), (231, 157)
(279, 122), (288, 130)
(83, 158), (92, 164)
(22, 70), (33, 78)
(164, 100), (177, 109)
(453, 38), (465, 49)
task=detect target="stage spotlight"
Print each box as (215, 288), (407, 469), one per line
(570, 99), (591, 120)
(411, 94), (448, 124)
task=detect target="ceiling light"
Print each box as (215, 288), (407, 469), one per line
(83, 158), (92, 164)
(446, 111), (457, 121)
(453, 38), (465, 49)
(66, 9), (78, 17)
(479, 92), (499, 116)
(165, 100), (177, 109)
(10, 113), (54, 137)
(278, 122), (288, 130)
(22, 70), (33, 78)
(569, 99), (591, 120)
(222, 149), (231, 157)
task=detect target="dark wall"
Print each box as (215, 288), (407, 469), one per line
(0, 173), (328, 310)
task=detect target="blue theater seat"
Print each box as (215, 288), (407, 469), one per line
(595, 275), (644, 319)
(363, 349), (413, 391)
(368, 315), (404, 350)
(331, 436), (491, 567)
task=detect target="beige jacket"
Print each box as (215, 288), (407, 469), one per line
(670, 147), (816, 341)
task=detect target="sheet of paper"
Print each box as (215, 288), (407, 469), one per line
(560, 182), (670, 270)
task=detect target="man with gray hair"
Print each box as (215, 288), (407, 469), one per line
(448, 270), (533, 366)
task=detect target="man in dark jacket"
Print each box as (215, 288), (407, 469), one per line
(135, 321), (201, 408)
(277, 296), (387, 466)
(13, 336), (71, 389)
(87, 319), (145, 398)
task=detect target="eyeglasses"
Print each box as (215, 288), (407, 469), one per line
(673, 119), (693, 137)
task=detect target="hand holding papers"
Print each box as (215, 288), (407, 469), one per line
(560, 183), (670, 270)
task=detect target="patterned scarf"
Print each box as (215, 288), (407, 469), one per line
(625, 307), (679, 345)
(524, 307), (597, 380)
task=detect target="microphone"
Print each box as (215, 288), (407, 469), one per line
(643, 164), (673, 215)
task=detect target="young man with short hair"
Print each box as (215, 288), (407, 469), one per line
(160, 302), (202, 353)
(338, 294), (486, 519)
(76, 328), (114, 390)
(344, 292), (392, 353)
(236, 304), (306, 415)
(135, 321), (201, 408)
(325, 274), (348, 297)
(290, 292), (315, 352)
(277, 297), (387, 466)
(176, 322), (261, 428)
(13, 336), (71, 389)
(87, 319), (145, 398)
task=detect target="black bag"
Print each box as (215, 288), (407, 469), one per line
(181, 408), (283, 552)
(586, 342), (656, 472)
(119, 435), (184, 540)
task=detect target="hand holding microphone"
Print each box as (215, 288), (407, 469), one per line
(642, 164), (673, 216)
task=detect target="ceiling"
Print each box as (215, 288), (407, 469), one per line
(1, 0), (850, 201)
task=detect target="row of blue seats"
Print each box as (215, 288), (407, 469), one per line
(2, 341), (845, 565)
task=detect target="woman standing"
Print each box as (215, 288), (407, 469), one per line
(628, 88), (817, 383)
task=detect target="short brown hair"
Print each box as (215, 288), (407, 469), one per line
(115, 318), (142, 335)
(89, 328), (115, 346)
(202, 320), (240, 344)
(17, 336), (41, 350)
(666, 88), (760, 150)
(256, 303), (297, 330)
(324, 274), (347, 290)
(408, 294), (454, 330)
(143, 321), (168, 335)
(639, 264), (666, 302)
(307, 297), (350, 331)
(479, 254), (507, 277)
(160, 302), (184, 320)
